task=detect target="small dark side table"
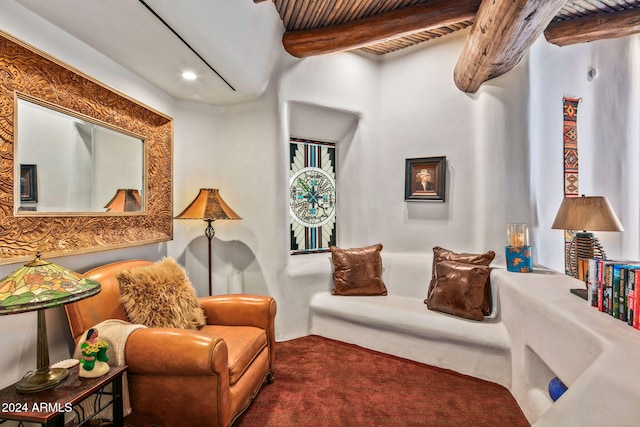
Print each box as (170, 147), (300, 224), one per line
(0, 365), (126, 427)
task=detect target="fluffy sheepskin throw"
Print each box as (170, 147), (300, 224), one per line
(117, 257), (206, 329)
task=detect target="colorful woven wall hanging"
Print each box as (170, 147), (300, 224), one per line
(563, 97), (581, 275)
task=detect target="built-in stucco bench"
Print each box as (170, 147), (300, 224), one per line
(307, 254), (640, 425)
(307, 252), (512, 388)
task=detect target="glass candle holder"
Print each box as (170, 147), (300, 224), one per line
(506, 223), (532, 273)
(507, 223), (529, 247)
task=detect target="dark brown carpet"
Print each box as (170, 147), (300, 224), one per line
(235, 335), (529, 427)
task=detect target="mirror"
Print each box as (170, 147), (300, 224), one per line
(16, 95), (145, 214)
(0, 30), (173, 264)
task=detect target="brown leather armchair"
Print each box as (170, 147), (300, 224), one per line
(64, 260), (276, 427)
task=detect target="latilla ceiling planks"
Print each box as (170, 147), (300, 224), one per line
(359, 20), (474, 54)
(273, 0), (469, 54)
(261, 0), (640, 55)
(276, 0), (426, 31)
(555, 0), (640, 21)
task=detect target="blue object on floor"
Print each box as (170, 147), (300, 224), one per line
(548, 377), (568, 401)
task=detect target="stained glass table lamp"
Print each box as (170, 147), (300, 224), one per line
(0, 254), (101, 393)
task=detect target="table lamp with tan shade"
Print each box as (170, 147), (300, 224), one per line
(552, 195), (623, 296)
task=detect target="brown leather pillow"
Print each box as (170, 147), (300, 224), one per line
(425, 260), (490, 321)
(428, 247), (495, 315)
(330, 244), (387, 296)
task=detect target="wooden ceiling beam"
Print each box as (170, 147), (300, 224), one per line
(545, 9), (640, 46)
(453, 0), (565, 93)
(281, 0), (481, 58)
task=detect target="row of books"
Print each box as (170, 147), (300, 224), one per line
(587, 259), (640, 329)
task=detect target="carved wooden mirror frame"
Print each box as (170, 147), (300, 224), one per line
(0, 31), (173, 264)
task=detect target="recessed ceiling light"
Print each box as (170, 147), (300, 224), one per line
(182, 71), (197, 81)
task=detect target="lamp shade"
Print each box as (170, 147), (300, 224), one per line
(104, 188), (142, 212)
(551, 195), (623, 232)
(0, 254), (101, 393)
(0, 254), (101, 315)
(175, 188), (242, 221)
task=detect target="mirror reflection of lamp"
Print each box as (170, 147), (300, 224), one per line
(0, 253), (101, 393)
(104, 189), (142, 212)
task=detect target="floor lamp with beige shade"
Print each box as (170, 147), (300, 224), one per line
(175, 188), (242, 296)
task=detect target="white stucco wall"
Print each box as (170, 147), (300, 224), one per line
(377, 33), (531, 255)
(208, 30), (638, 342)
(529, 35), (640, 273)
(242, 32), (532, 339)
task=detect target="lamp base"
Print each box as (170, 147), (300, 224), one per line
(570, 288), (588, 301)
(15, 367), (69, 393)
(568, 232), (606, 280)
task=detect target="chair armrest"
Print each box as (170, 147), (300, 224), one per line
(200, 294), (277, 373)
(199, 294), (276, 330)
(124, 328), (228, 377)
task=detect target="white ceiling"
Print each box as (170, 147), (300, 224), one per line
(14, 0), (285, 105)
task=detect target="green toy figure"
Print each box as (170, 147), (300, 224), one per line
(79, 328), (109, 378)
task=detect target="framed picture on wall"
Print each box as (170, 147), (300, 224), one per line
(20, 164), (38, 202)
(404, 156), (446, 202)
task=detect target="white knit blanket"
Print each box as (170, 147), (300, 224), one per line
(73, 319), (146, 419)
